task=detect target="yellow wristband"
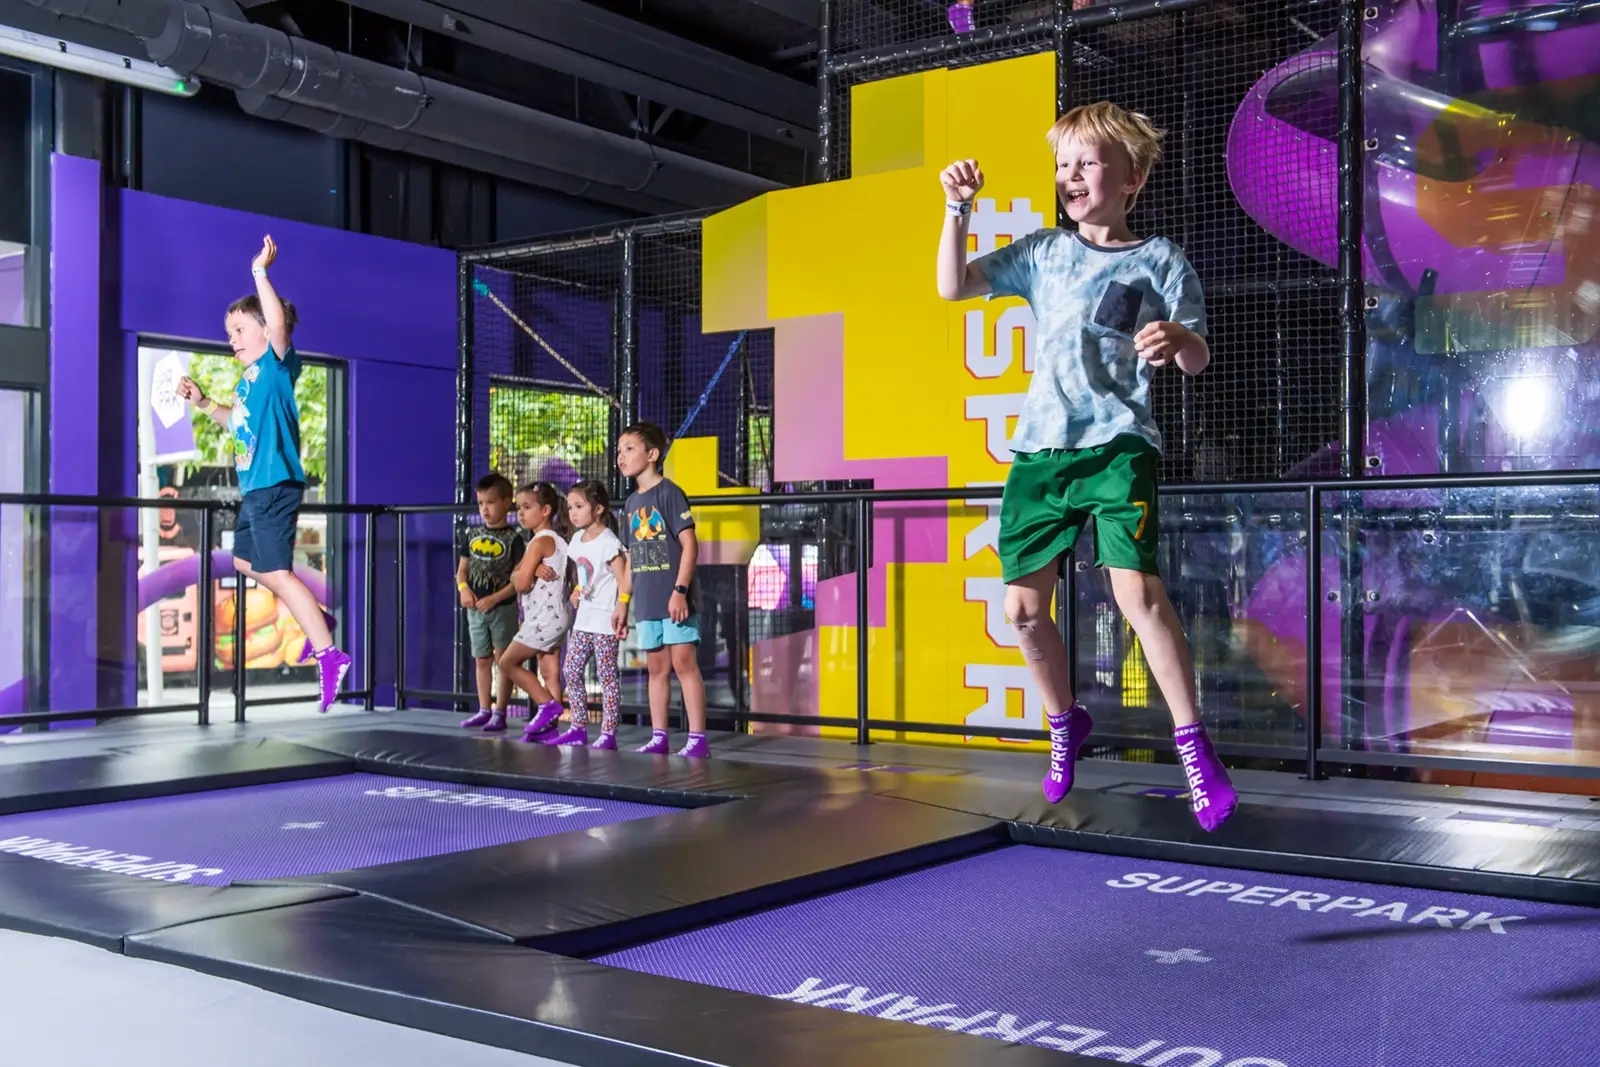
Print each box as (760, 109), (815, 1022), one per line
(617, 592), (631, 604)
(457, 582), (470, 592)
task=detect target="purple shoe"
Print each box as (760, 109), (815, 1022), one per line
(461, 709), (493, 728)
(312, 646), (351, 713)
(1175, 723), (1238, 832)
(543, 725), (589, 746)
(1042, 703), (1093, 804)
(948, 2), (975, 33)
(636, 730), (670, 754)
(522, 700), (563, 740)
(482, 711), (508, 733)
(590, 733), (617, 751)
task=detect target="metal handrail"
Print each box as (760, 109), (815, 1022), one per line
(9, 467), (1600, 783)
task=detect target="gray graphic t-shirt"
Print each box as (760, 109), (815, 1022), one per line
(458, 524), (525, 599)
(973, 229), (1207, 455)
(625, 479), (697, 622)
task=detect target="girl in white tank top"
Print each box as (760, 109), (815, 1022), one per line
(501, 483), (574, 741)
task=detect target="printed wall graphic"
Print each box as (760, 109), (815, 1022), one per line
(701, 53), (1057, 746)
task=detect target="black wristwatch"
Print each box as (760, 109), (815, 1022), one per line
(673, 584), (690, 595)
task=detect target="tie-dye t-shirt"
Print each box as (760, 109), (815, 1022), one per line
(973, 229), (1206, 455)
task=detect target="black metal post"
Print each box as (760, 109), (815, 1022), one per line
(1337, 0), (1369, 759)
(855, 498), (871, 746)
(363, 510), (377, 711)
(817, 0), (833, 182)
(233, 555), (247, 724)
(395, 514), (408, 710)
(1304, 486), (1323, 781)
(455, 257), (474, 703)
(618, 230), (639, 436)
(195, 509), (212, 726)
(1053, 0), (1071, 229)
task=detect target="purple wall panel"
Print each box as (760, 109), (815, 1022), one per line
(36, 155), (460, 719)
(118, 188), (456, 369)
(45, 154), (102, 726)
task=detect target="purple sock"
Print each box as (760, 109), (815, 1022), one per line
(637, 729), (670, 754)
(948, 2), (975, 32)
(311, 646), (351, 713)
(543, 724), (589, 746)
(522, 700), (562, 740)
(461, 708), (493, 728)
(590, 732), (617, 751)
(483, 710), (507, 733)
(1041, 704), (1093, 804)
(1175, 722), (1238, 832)
(677, 732), (709, 759)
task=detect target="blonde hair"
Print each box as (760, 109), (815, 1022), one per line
(1046, 102), (1164, 211)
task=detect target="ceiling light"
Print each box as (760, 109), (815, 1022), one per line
(0, 23), (199, 97)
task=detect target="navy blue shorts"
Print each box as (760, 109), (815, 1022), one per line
(233, 482), (304, 574)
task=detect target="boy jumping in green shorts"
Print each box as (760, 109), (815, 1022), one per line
(936, 101), (1237, 832)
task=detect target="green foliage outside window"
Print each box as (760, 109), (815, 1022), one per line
(489, 384), (612, 486)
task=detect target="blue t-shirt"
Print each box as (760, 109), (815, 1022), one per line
(230, 343), (305, 493)
(974, 230), (1206, 455)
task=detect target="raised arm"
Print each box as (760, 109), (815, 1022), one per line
(251, 236), (291, 358)
(935, 160), (994, 302)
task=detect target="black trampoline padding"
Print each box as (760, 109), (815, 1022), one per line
(881, 775), (1600, 905)
(0, 738), (352, 816)
(128, 893), (1107, 1067)
(0, 851), (351, 949)
(254, 791), (1005, 951)
(296, 727), (857, 804)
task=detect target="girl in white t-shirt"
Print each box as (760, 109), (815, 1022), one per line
(544, 480), (628, 748)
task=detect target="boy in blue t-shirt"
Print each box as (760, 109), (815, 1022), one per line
(936, 102), (1237, 831)
(176, 236), (350, 712)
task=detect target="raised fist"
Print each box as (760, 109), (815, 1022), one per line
(940, 159), (985, 203)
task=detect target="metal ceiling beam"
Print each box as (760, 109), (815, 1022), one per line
(738, 0), (820, 27)
(338, 0), (818, 148)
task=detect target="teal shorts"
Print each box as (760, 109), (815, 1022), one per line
(636, 615), (701, 651)
(998, 434), (1162, 582)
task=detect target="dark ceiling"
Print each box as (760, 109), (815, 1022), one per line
(232, 0), (822, 184)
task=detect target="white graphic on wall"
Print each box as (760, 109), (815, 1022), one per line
(1146, 948), (1213, 964)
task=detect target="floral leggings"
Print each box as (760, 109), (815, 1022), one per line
(562, 630), (621, 733)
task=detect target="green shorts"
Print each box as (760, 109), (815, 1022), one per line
(998, 434), (1162, 583)
(466, 600), (519, 658)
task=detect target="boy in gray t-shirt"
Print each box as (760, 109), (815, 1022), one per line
(618, 422), (708, 758)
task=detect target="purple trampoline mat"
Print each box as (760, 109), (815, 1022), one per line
(599, 846), (1600, 1067)
(0, 773), (669, 887)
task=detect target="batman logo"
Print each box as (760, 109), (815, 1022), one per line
(469, 535), (507, 559)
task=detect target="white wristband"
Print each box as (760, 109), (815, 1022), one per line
(252, 266), (267, 278)
(946, 199), (973, 217)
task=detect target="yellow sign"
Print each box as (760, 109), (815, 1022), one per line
(703, 53), (1058, 746)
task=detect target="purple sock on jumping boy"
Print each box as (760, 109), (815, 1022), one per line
(1041, 703), (1093, 804)
(1175, 722), (1237, 832)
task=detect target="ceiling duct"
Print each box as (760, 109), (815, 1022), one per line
(21, 0), (781, 209)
